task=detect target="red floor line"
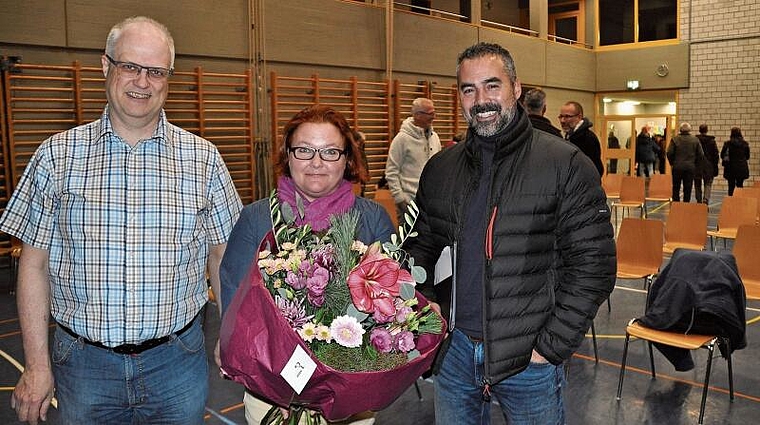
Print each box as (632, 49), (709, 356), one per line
(0, 330), (21, 339)
(0, 318), (18, 325)
(220, 402), (245, 414)
(572, 352), (760, 403)
(203, 403), (245, 421)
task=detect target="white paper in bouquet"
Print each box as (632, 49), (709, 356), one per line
(280, 345), (317, 394)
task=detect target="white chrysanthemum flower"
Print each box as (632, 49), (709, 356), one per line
(298, 322), (317, 342)
(315, 324), (332, 342)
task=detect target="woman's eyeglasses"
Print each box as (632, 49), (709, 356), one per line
(289, 146), (345, 162)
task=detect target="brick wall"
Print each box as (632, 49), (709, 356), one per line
(679, 0), (760, 188)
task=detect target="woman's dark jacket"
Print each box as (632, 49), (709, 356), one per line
(721, 137), (750, 180)
(635, 133), (657, 164)
(696, 133), (719, 179)
(405, 110), (617, 385)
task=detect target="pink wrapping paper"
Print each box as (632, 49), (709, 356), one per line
(219, 234), (445, 422)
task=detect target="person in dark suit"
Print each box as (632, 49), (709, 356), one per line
(523, 88), (561, 138)
(559, 101), (604, 176)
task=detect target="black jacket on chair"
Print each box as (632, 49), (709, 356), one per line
(637, 249), (746, 371)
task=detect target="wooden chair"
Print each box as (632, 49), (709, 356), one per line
(373, 189), (398, 228)
(733, 187), (760, 223)
(644, 174), (672, 214)
(617, 250), (739, 425)
(616, 320), (734, 425)
(707, 196), (758, 250)
(602, 173), (623, 202)
(662, 202), (708, 256)
(733, 224), (760, 301)
(611, 177), (646, 228)
(616, 218), (663, 290)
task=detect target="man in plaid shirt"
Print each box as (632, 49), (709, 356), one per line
(1, 16), (242, 424)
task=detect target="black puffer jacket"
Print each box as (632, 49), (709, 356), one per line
(407, 109), (616, 385)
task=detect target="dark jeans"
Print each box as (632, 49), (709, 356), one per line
(727, 177), (745, 196)
(672, 168), (695, 202)
(434, 329), (565, 424)
(53, 317), (208, 424)
(637, 162), (654, 177)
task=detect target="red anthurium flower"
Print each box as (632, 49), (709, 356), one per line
(347, 243), (413, 314)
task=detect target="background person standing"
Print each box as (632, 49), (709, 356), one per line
(667, 122), (705, 202)
(559, 101), (604, 177)
(523, 87), (562, 138)
(384, 97), (441, 222)
(695, 124), (719, 203)
(635, 125), (657, 177)
(721, 127), (751, 196)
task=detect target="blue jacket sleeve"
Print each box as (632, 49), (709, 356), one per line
(219, 200), (271, 313)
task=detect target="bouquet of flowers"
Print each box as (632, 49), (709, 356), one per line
(220, 191), (445, 423)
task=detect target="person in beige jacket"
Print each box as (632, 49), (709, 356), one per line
(384, 97), (441, 222)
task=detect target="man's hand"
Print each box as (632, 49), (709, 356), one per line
(214, 339), (222, 368)
(531, 350), (549, 364)
(428, 301), (441, 315)
(11, 367), (54, 425)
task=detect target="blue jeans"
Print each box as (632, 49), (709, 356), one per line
(52, 315), (208, 424)
(434, 329), (565, 425)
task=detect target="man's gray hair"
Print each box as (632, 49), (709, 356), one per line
(523, 88), (547, 115)
(105, 16), (175, 68)
(679, 122), (692, 133)
(456, 42), (518, 84)
(411, 97), (433, 114)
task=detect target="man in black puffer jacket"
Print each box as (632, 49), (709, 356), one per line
(405, 42), (616, 424)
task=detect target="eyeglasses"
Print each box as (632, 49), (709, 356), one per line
(558, 114), (579, 120)
(105, 55), (174, 80)
(416, 110), (436, 117)
(289, 146), (346, 162)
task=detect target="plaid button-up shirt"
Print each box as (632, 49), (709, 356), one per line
(0, 108), (242, 346)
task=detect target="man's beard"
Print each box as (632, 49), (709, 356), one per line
(465, 102), (516, 137)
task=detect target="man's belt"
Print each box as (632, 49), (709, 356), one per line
(56, 316), (196, 355)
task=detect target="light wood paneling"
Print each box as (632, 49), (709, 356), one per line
(65, 0), (249, 58)
(546, 42), (596, 92)
(264, 0), (385, 69)
(479, 27), (547, 87)
(596, 43), (689, 92)
(0, 0), (67, 47)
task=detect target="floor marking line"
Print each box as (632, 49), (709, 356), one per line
(204, 407), (239, 425)
(572, 352), (760, 403)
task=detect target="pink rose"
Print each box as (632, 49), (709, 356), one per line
(394, 331), (415, 353)
(306, 266), (330, 307)
(369, 328), (394, 353)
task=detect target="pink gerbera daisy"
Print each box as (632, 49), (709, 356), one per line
(329, 316), (365, 348)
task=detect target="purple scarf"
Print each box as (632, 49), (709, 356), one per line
(277, 177), (356, 231)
